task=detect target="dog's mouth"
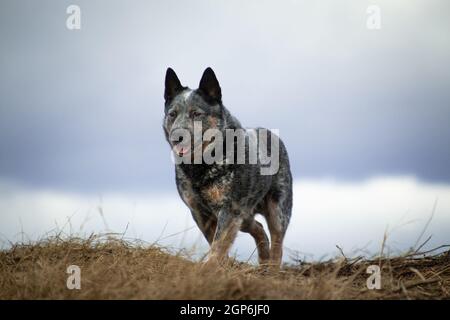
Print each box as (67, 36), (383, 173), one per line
(172, 143), (191, 157)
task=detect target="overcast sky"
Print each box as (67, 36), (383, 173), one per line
(1, 0), (450, 193)
(1, 1), (449, 260)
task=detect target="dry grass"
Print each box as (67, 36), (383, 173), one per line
(0, 234), (449, 300)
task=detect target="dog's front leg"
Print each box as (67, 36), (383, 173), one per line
(205, 209), (242, 264)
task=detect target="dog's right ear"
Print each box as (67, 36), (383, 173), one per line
(198, 67), (222, 104)
(164, 68), (183, 103)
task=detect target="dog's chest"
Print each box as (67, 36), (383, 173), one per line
(197, 171), (234, 211)
(177, 165), (234, 212)
(200, 181), (231, 210)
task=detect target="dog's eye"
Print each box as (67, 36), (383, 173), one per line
(168, 111), (177, 118)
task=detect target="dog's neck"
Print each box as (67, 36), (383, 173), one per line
(178, 161), (232, 186)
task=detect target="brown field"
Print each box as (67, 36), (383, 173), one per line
(0, 235), (449, 300)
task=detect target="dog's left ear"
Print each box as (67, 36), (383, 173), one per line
(198, 67), (222, 104)
(165, 67), (184, 103)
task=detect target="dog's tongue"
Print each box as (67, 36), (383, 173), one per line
(173, 144), (190, 156)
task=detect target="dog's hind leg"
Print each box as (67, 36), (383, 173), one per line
(241, 219), (270, 264)
(265, 196), (291, 268)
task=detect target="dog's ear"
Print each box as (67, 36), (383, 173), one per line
(164, 68), (183, 103)
(198, 67), (222, 104)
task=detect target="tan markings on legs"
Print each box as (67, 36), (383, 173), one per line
(203, 218), (217, 245)
(208, 216), (242, 263)
(246, 220), (270, 264)
(269, 232), (284, 268)
(266, 199), (285, 268)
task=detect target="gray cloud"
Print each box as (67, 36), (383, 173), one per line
(1, 0), (450, 193)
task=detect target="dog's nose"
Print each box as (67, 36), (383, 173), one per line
(169, 126), (190, 142)
(170, 133), (187, 145)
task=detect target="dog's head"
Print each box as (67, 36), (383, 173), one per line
(163, 67), (225, 158)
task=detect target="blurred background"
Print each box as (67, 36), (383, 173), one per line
(1, 0), (449, 262)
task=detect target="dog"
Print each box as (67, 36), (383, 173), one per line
(162, 67), (292, 267)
